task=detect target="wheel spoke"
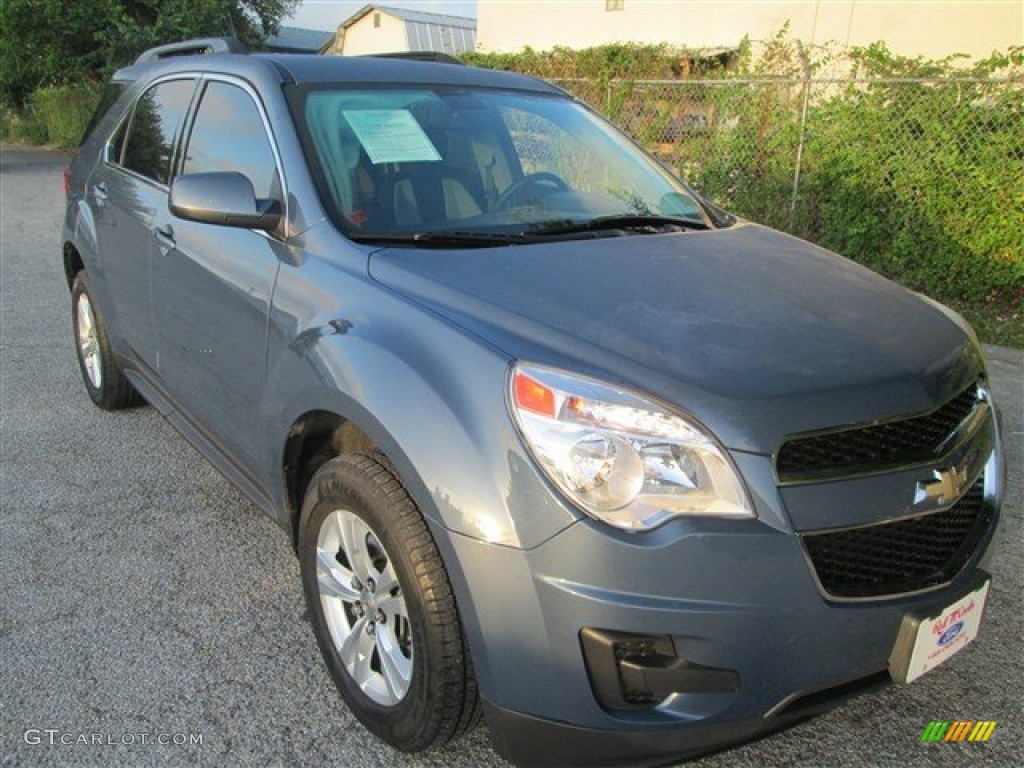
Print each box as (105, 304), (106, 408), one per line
(87, 357), (101, 387)
(374, 560), (400, 598)
(337, 512), (372, 584)
(316, 547), (360, 601)
(343, 621), (377, 689)
(76, 295), (103, 389)
(376, 624), (412, 701)
(339, 615), (369, 666)
(77, 300), (92, 335)
(375, 593), (405, 617)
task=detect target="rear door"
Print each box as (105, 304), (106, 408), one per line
(150, 77), (287, 474)
(90, 78), (197, 367)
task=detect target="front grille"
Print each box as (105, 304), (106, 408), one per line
(803, 480), (990, 598)
(776, 384), (979, 481)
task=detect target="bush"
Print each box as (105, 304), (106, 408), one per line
(0, 109), (48, 144)
(800, 81), (1023, 301)
(794, 47), (1024, 302)
(30, 83), (101, 147)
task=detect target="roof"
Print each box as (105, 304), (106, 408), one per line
(265, 26), (335, 53)
(115, 48), (558, 95)
(264, 54), (552, 91)
(342, 4), (476, 30)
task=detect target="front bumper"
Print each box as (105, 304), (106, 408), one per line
(423, 384), (1004, 767)
(430, 427), (1002, 766)
(482, 671), (887, 768)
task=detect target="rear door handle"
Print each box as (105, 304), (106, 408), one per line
(93, 182), (108, 201)
(154, 224), (175, 248)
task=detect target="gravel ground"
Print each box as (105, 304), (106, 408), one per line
(2, 145), (1021, 767)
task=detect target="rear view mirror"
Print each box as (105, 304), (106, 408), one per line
(169, 171), (281, 231)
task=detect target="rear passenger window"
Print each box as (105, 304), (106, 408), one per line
(182, 81), (280, 200)
(121, 79), (195, 184)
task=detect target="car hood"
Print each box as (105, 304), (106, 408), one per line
(368, 223), (982, 454)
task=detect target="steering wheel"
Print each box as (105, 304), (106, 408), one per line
(495, 172), (570, 209)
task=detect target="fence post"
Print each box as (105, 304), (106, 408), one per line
(789, 45), (813, 232)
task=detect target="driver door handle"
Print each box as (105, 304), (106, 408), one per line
(154, 224), (175, 248)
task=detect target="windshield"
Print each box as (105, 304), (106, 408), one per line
(294, 86), (711, 242)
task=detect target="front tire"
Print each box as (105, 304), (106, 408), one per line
(299, 453), (480, 752)
(71, 272), (136, 410)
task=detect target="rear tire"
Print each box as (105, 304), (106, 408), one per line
(71, 272), (136, 410)
(299, 452), (480, 751)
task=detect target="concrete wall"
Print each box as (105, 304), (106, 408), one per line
(477, 1), (1024, 61)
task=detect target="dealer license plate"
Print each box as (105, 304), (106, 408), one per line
(889, 580), (990, 684)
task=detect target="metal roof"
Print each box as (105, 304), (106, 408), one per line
(343, 4), (476, 30)
(265, 26), (335, 53)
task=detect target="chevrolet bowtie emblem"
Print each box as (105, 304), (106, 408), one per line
(914, 465), (969, 506)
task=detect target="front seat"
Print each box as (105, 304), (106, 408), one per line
(393, 170), (483, 227)
(389, 99), (486, 228)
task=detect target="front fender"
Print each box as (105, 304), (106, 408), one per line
(263, 251), (577, 550)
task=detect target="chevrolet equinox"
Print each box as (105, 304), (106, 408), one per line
(62, 38), (1004, 767)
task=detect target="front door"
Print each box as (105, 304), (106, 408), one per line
(151, 78), (286, 474)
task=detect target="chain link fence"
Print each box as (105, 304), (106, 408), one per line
(551, 76), (1023, 300)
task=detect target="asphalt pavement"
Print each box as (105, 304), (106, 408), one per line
(2, 145), (1021, 767)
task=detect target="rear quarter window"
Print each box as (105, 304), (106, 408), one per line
(120, 79), (195, 185)
(80, 82), (126, 146)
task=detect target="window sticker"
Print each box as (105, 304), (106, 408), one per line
(343, 109), (442, 164)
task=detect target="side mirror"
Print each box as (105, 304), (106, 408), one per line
(169, 171), (281, 231)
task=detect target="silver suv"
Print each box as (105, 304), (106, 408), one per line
(62, 38), (1004, 766)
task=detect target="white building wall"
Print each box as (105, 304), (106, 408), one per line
(477, 1), (1024, 61)
(335, 10), (408, 55)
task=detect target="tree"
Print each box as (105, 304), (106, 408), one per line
(0, 0), (298, 106)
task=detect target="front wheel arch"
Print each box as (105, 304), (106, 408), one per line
(298, 452), (482, 750)
(282, 409), (378, 547)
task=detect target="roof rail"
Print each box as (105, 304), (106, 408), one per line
(365, 51), (464, 65)
(134, 37), (247, 65)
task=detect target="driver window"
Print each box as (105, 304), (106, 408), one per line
(182, 81), (280, 201)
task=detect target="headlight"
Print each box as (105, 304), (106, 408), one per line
(509, 363), (753, 531)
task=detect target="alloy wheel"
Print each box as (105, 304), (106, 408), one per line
(316, 508), (414, 706)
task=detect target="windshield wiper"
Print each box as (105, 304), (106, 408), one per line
(531, 214), (710, 237)
(348, 216), (709, 248)
(350, 231), (532, 248)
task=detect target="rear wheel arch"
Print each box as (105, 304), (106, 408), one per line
(63, 242), (85, 289)
(70, 271), (137, 409)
